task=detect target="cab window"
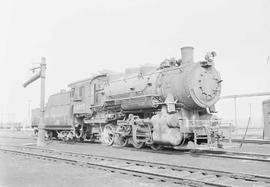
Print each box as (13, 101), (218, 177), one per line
(79, 86), (84, 98)
(71, 88), (75, 98)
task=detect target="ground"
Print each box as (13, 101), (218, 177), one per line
(0, 152), (170, 187)
(1, 130), (270, 187)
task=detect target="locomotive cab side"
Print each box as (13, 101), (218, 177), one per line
(69, 74), (109, 142)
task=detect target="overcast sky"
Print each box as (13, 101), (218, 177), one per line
(0, 0), (269, 123)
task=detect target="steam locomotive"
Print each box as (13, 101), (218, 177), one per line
(32, 46), (223, 149)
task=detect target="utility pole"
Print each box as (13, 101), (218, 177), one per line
(234, 97), (238, 130)
(240, 104), (252, 148)
(23, 57), (46, 146)
(28, 100), (31, 128)
(38, 57), (46, 146)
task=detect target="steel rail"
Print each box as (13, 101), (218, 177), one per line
(112, 145), (270, 163)
(1, 144), (270, 187)
(224, 138), (270, 144)
(0, 136), (36, 140)
(193, 150), (270, 163)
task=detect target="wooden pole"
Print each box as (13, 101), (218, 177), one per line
(234, 98), (237, 130)
(37, 57), (46, 146)
(239, 104), (252, 148)
(23, 57), (46, 146)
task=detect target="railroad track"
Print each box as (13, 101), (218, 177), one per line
(0, 144), (269, 187)
(2, 135), (270, 163)
(113, 145), (270, 163)
(227, 139), (270, 145)
(0, 135), (36, 140)
(193, 149), (270, 163)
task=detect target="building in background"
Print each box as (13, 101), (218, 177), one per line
(263, 99), (270, 139)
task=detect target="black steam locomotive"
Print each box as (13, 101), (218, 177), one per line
(32, 46), (223, 149)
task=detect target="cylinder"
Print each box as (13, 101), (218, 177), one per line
(181, 46), (194, 64)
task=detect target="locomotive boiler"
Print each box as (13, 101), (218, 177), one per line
(39, 46), (223, 149)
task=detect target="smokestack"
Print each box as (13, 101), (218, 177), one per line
(181, 46), (194, 64)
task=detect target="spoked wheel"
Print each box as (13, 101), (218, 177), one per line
(115, 135), (128, 147)
(130, 137), (144, 149)
(102, 124), (114, 146)
(150, 144), (162, 151)
(45, 131), (53, 140)
(75, 125), (84, 141)
(34, 128), (38, 136)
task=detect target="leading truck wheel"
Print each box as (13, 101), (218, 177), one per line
(102, 124), (114, 146)
(131, 125), (145, 149)
(130, 138), (144, 149)
(129, 137), (144, 149)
